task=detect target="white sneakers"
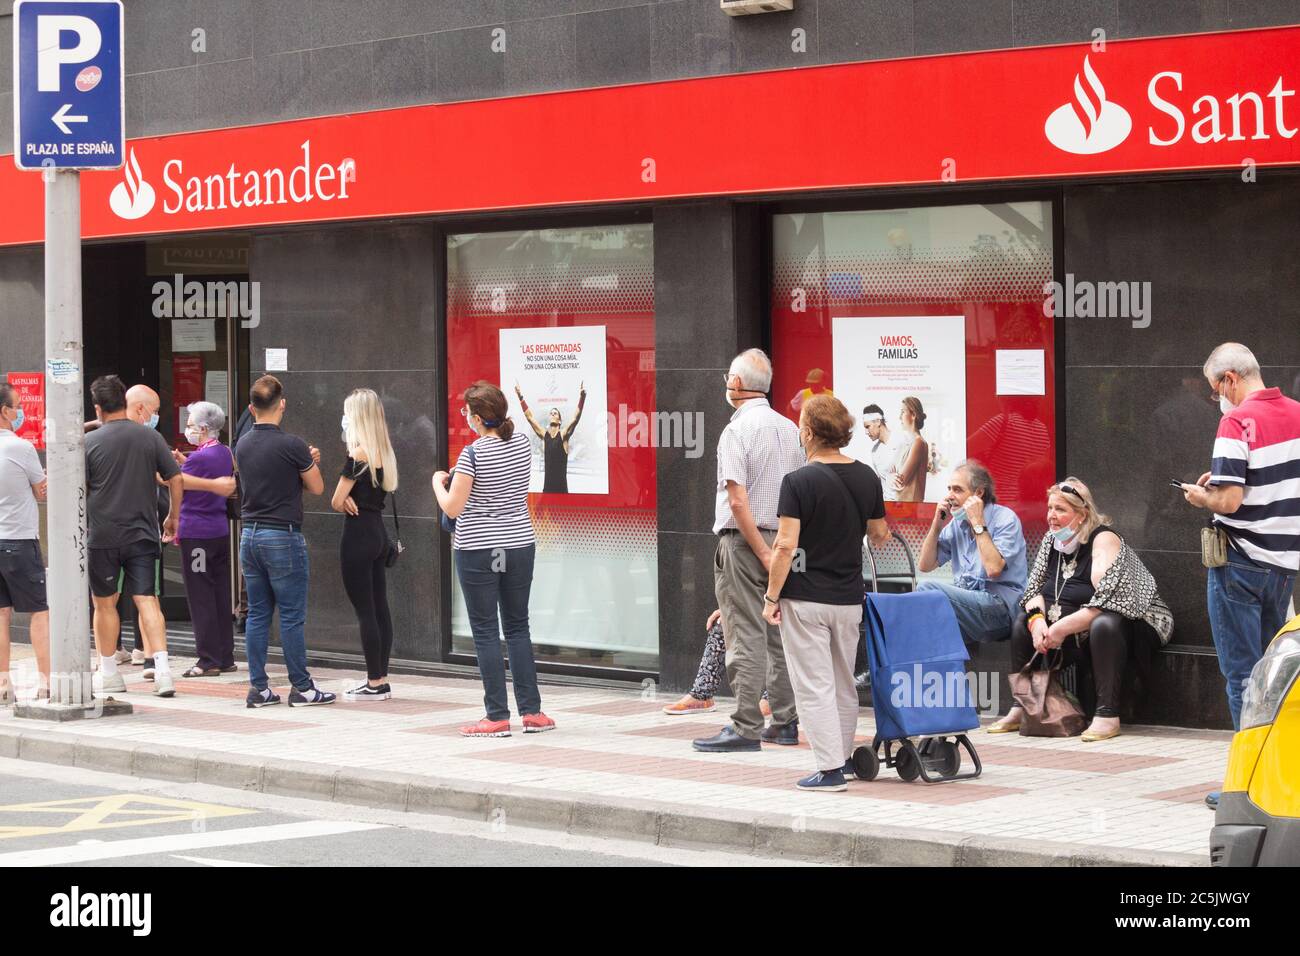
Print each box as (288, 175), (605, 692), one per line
(93, 671), (127, 695)
(130, 648), (146, 666)
(153, 668), (175, 698)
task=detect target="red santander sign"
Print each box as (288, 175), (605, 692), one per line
(2, 25), (1298, 247)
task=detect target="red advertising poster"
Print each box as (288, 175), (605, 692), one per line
(6, 372), (44, 450)
(173, 355), (204, 443)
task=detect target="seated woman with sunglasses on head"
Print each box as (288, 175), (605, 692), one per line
(988, 478), (1173, 742)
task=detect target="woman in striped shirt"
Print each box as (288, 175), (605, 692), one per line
(433, 381), (555, 738)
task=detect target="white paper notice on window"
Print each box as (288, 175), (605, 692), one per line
(995, 349), (1046, 396)
(205, 371), (229, 412)
(265, 349), (288, 372)
(171, 319), (216, 352)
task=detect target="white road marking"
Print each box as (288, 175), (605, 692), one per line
(172, 855), (270, 867)
(0, 820), (385, 867)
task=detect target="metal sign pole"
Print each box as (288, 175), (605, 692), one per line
(41, 167), (93, 711)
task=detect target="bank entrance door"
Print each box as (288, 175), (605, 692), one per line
(83, 236), (251, 623)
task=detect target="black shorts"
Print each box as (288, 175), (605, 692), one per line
(0, 539), (48, 613)
(89, 540), (162, 599)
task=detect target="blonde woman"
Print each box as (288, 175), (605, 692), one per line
(989, 478), (1173, 742)
(331, 389), (399, 701)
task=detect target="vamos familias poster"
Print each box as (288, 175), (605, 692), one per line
(833, 316), (966, 505)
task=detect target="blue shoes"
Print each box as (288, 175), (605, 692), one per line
(760, 721), (800, 746)
(692, 725), (761, 752)
(797, 769), (848, 792)
(1205, 790), (1220, 810)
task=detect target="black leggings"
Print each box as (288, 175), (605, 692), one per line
(1010, 610), (1133, 718)
(340, 512), (393, 682)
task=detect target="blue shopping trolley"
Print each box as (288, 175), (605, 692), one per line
(851, 590), (983, 784)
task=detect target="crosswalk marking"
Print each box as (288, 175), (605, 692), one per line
(0, 820), (386, 866)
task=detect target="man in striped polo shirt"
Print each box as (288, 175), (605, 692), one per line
(1184, 343), (1300, 747)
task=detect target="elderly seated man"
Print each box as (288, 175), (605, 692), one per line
(915, 460), (1027, 644)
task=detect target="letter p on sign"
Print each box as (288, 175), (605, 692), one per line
(36, 15), (102, 90)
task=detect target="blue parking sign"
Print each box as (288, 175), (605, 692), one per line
(12, 0), (125, 171)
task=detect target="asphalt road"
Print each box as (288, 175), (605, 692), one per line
(0, 757), (808, 868)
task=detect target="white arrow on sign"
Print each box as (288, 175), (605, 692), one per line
(51, 103), (89, 135)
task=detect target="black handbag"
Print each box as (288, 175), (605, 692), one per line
(385, 492), (404, 568)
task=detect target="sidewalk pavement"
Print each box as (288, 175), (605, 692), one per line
(0, 649), (1224, 866)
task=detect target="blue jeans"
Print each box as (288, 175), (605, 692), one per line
(1207, 550), (1296, 730)
(916, 580), (1014, 643)
(455, 544), (541, 722)
(240, 526), (312, 692)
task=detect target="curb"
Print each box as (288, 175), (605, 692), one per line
(0, 724), (1204, 867)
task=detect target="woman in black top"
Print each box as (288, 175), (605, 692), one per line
(331, 389), (399, 701)
(991, 477), (1171, 742)
(763, 394), (890, 792)
(515, 381), (585, 493)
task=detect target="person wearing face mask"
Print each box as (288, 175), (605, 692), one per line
(171, 402), (238, 678)
(990, 478), (1173, 741)
(692, 348), (804, 754)
(0, 383), (50, 705)
(1182, 344), (1300, 806)
(916, 460), (1027, 645)
(434, 382), (554, 737)
(331, 389), (400, 701)
(85, 377), (183, 698)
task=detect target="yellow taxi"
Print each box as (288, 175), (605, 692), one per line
(1211, 613), (1300, 866)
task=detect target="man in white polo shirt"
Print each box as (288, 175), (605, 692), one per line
(0, 382), (49, 705)
(693, 349), (805, 753)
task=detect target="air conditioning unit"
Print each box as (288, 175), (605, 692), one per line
(721, 0), (794, 16)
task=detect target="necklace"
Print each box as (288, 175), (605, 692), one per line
(1047, 549), (1079, 623)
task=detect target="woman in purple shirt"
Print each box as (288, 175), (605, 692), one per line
(174, 402), (238, 677)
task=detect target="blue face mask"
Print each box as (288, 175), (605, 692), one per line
(147, 412), (159, 430)
(9, 407), (24, 431)
(950, 508), (966, 523)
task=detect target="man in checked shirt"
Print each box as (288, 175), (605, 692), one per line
(693, 349), (805, 752)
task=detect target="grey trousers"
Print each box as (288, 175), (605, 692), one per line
(779, 598), (863, 773)
(714, 530), (797, 739)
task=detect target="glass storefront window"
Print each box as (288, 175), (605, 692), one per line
(446, 225), (657, 671)
(771, 202), (1056, 568)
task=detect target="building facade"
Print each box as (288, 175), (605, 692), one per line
(3, 0), (1299, 728)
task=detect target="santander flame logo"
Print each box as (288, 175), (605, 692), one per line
(1044, 55), (1132, 155)
(108, 148), (157, 220)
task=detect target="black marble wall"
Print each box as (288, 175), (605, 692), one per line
(1061, 173), (1300, 727)
(248, 222), (442, 664)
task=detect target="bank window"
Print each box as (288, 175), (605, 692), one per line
(770, 201), (1056, 563)
(445, 225), (657, 671)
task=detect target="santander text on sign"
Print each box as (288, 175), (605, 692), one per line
(0, 24), (1298, 246)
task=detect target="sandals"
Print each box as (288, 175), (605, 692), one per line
(181, 665), (221, 678)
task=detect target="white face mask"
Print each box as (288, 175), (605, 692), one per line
(1217, 378), (1237, 414)
(184, 426), (204, 445)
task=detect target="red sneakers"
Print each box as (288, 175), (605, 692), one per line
(522, 712), (556, 734)
(460, 717), (512, 737)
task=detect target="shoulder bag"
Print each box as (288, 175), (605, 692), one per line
(1009, 650), (1087, 737)
(439, 442), (477, 535)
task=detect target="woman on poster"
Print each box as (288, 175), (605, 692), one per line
(515, 381), (586, 494)
(891, 396), (930, 502)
